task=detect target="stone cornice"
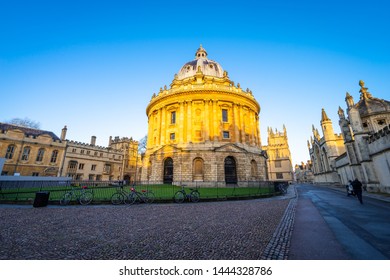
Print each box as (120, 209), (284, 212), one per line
(146, 87), (260, 116)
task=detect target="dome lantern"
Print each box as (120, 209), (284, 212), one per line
(176, 45), (224, 80)
(195, 44), (208, 59)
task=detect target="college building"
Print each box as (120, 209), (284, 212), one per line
(308, 81), (390, 193)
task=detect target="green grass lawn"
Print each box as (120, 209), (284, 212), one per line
(0, 183), (277, 203)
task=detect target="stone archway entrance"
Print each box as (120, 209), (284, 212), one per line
(163, 157), (173, 184)
(224, 156), (237, 184)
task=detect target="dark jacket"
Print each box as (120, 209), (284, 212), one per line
(352, 179), (362, 191)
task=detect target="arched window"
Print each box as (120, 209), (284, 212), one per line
(250, 160), (257, 178)
(314, 145), (323, 173)
(50, 150), (58, 163)
(5, 145), (15, 159)
(36, 148), (45, 162)
(322, 148), (330, 171)
(193, 158), (204, 181)
(21, 146), (31, 161)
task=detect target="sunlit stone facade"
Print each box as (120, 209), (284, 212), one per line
(141, 46), (267, 185)
(309, 81), (390, 192)
(263, 126), (293, 182)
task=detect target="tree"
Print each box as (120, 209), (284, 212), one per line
(138, 135), (147, 154)
(6, 118), (41, 129)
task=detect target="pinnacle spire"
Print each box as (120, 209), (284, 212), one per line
(321, 108), (330, 122)
(359, 80), (372, 99)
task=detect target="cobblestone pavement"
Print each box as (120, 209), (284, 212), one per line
(0, 198), (290, 260)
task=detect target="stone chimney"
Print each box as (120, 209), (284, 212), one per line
(61, 126), (67, 140)
(91, 136), (96, 146)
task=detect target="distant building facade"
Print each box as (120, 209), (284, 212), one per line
(0, 122), (66, 177)
(0, 123), (139, 182)
(263, 126), (293, 182)
(140, 45), (267, 185)
(309, 81), (390, 193)
(308, 109), (346, 184)
(294, 161), (314, 183)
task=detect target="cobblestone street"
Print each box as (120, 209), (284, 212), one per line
(0, 198), (289, 260)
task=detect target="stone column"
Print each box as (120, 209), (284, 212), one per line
(239, 104), (245, 143)
(187, 101), (192, 142)
(161, 107), (166, 145)
(256, 114), (261, 147)
(179, 102), (184, 144)
(250, 110), (255, 146)
(233, 103), (239, 143)
(204, 99), (210, 141)
(212, 100), (219, 141)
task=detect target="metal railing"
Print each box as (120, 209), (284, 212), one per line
(0, 180), (288, 205)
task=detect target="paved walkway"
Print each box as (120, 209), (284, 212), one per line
(261, 184), (390, 260)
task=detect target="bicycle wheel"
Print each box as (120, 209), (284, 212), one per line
(190, 191), (200, 202)
(60, 192), (72, 206)
(79, 190), (93, 205)
(111, 192), (124, 205)
(145, 191), (155, 204)
(174, 191), (185, 203)
(127, 192), (137, 205)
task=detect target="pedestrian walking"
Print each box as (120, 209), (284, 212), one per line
(351, 178), (363, 204)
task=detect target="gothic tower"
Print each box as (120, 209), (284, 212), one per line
(263, 126), (293, 181)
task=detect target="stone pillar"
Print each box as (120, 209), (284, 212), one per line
(250, 110), (255, 145)
(212, 100), (218, 141)
(161, 107), (166, 145)
(256, 114), (261, 147)
(239, 105), (245, 143)
(233, 103), (240, 143)
(178, 102), (184, 144)
(204, 99), (210, 141)
(187, 101), (192, 142)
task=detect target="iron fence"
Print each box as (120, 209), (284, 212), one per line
(0, 179), (288, 205)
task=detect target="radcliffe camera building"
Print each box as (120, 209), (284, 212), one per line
(309, 81), (390, 192)
(140, 45), (268, 185)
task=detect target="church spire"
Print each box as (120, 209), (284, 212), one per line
(321, 108), (330, 122)
(338, 106), (345, 119)
(345, 92), (354, 109)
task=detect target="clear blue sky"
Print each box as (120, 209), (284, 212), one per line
(1, 0), (389, 166)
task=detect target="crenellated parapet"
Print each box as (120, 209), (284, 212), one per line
(66, 140), (120, 152)
(368, 124), (390, 144)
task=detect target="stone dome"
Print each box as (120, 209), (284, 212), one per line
(176, 45), (224, 80)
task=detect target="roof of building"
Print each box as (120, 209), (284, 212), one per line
(354, 80), (390, 117)
(0, 122), (61, 141)
(176, 45), (224, 80)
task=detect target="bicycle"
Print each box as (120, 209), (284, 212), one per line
(127, 186), (155, 205)
(111, 185), (133, 205)
(60, 185), (94, 205)
(174, 185), (200, 203)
